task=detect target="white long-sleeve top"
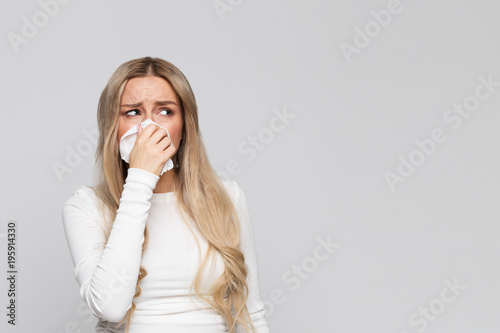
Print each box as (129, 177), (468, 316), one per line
(62, 168), (270, 332)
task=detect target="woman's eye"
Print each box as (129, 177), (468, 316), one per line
(159, 109), (172, 116)
(125, 109), (140, 116)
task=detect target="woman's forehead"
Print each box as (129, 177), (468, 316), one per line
(121, 76), (179, 104)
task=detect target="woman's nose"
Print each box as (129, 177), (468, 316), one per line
(141, 113), (154, 123)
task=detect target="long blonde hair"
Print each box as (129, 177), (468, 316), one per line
(92, 56), (255, 332)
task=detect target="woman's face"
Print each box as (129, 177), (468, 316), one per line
(117, 76), (184, 151)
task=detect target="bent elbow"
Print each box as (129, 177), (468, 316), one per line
(96, 307), (129, 324)
(83, 282), (132, 323)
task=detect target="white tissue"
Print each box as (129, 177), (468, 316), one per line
(119, 119), (174, 175)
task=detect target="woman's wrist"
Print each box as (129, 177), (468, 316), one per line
(126, 168), (160, 189)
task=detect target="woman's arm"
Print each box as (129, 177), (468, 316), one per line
(62, 168), (159, 323)
(233, 181), (271, 333)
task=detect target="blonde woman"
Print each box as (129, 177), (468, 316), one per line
(62, 57), (270, 333)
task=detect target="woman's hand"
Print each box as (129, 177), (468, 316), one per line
(128, 123), (176, 176)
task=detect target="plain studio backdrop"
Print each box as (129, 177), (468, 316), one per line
(1, 0), (499, 332)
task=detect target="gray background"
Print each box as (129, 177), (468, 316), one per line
(1, 0), (499, 332)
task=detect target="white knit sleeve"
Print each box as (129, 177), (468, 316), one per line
(232, 181), (271, 333)
(62, 168), (159, 323)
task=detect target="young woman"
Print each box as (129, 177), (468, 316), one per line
(62, 57), (270, 333)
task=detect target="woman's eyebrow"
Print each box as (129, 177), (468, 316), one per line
(121, 102), (142, 108)
(156, 100), (178, 106)
(120, 101), (178, 107)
